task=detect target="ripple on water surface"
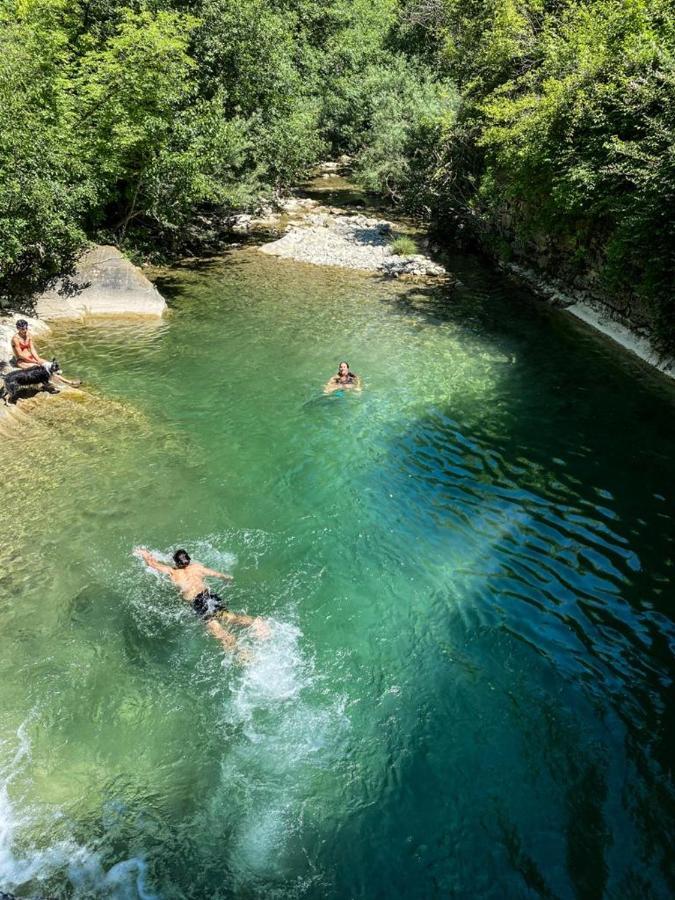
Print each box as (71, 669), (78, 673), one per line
(0, 247), (673, 898)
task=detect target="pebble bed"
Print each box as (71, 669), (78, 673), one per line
(259, 210), (447, 278)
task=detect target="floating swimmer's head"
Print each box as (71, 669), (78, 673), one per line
(338, 361), (350, 376)
(173, 549), (191, 568)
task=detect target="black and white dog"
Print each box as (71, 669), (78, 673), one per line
(0, 359), (61, 404)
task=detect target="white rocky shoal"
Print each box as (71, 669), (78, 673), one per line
(259, 212), (447, 278)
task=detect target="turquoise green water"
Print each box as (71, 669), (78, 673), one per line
(0, 244), (673, 899)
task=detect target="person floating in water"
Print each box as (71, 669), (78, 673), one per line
(323, 360), (361, 394)
(11, 319), (81, 388)
(133, 547), (270, 652)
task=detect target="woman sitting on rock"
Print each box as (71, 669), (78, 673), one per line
(11, 319), (80, 387)
(324, 360), (361, 394)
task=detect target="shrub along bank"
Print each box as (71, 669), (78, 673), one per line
(362, 0), (674, 352)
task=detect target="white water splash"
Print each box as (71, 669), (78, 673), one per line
(215, 621), (349, 886)
(0, 723), (158, 899)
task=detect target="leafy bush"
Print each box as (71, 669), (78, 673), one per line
(390, 235), (418, 255)
(0, 6), (92, 304)
(352, 59), (458, 204)
(3, 0), (671, 355)
(422, 0), (675, 351)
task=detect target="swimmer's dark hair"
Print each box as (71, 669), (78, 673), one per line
(15, 319), (29, 329)
(173, 549), (191, 568)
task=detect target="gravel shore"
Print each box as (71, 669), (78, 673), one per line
(259, 209), (447, 278)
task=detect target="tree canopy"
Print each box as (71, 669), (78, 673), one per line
(0, 0), (672, 349)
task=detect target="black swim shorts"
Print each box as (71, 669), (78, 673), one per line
(192, 590), (227, 621)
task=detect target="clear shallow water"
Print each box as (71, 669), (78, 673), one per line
(0, 243), (673, 899)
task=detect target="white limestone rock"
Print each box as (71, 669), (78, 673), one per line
(36, 245), (166, 320)
(259, 210), (447, 279)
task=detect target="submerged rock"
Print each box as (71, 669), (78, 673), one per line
(380, 255), (447, 279)
(36, 245), (166, 320)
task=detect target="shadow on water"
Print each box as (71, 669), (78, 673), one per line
(297, 179), (380, 213)
(307, 619), (620, 899)
(341, 393), (674, 897)
(150, 251), (242, 303)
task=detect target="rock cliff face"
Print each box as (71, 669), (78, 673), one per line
(449, 201), (674, 377)
(36, 245), (166, 319)
(469, 200), (667, 342)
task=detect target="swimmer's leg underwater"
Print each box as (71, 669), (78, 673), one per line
(206, 618), (238, 652)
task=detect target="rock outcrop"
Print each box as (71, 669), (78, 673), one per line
(36, 245), (166, 320)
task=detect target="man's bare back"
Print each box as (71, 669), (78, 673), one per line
(134, 547), (270, 652)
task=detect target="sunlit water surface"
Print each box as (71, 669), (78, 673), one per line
(0, 244), (673, 899)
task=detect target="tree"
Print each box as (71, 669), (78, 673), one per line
(0, 1), (91, 303)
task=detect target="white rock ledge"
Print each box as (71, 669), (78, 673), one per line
(36, 245), (167, 320)
(506, 262), (674, 379)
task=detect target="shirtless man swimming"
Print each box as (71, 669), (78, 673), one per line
(134, 547), (270, 652)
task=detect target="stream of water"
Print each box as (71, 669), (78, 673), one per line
(0, 226), (673, 898)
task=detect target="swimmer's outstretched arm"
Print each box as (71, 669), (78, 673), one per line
(133, 547), (172, 574)
(199, 564), (234, 581)
(323, 377), (340, 394)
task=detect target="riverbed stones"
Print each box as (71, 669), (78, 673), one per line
(259, 210), (447, 278)
(380, 255), (446, 278)
(36, 245), (167, 320)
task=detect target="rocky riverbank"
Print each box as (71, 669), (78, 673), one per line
(1, 246), (167, 425)
(0, 314), (81, 426)
(259, 209), (448, 278)
(501, 262), (675, 380)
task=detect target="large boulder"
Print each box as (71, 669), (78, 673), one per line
(36, 245), (166, 320)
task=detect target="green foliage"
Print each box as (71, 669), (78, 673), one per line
(0, 0), (92, 303)
(75, 10), (200, 238)
(390, 235), (418, 255)
(2, 0), (671, 353)
(1, 0), (462, 301)
(351, 59), (458, 205)
(423, 0), (675, 351)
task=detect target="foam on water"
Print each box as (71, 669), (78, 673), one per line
(0, 724), (158, 899)
(216, 620), (349, 886)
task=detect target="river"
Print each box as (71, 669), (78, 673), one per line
(0, 209), (673, 898)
